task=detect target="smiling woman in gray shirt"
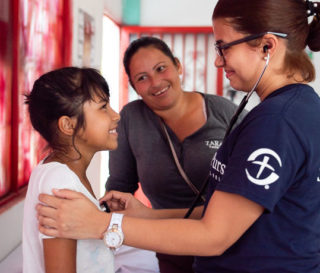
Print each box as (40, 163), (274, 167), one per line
(107, 95), (240, 210)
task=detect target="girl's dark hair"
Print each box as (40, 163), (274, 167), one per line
(123, 36), (178, 87)
(212, 0), (320, 82)
(25, 67), (110, 152)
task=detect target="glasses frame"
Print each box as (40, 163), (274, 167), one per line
(214, 31), (288, 58)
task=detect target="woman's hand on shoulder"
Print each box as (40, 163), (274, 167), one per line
(38, 189), (108, 240)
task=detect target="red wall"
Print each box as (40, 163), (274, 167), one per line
(0, 0), (72, 204)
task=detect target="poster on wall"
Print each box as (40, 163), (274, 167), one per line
(77, 9), (95, 67)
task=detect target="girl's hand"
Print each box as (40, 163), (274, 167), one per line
(101, 190), (153, 218)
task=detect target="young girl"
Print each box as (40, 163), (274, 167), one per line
(22, 67), (120, 273)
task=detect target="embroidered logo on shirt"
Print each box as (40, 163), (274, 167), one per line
(205, 140), (222, 149)
(245, 148), (282, 190)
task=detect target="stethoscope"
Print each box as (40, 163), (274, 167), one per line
(184, 51), (270, 218)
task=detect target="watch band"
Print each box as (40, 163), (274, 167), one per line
(110, 213), (124, 231)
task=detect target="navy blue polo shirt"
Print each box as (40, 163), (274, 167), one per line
(194, 84), (320, 273)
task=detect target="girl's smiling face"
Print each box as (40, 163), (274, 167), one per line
(75, 92), (120, 155)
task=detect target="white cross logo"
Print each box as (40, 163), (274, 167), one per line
(245, 148), (282, 189)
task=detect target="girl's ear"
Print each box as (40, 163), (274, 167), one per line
(57, 116), (76, 136)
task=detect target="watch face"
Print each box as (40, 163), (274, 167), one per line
(104, 230), (123, 248)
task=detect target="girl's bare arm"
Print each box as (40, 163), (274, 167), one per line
(43, 238), (76, 273)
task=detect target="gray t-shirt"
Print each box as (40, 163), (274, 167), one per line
(106, 93), (245, 209)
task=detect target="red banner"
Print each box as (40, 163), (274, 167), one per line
(0, 0), (12, 196)
(0, 0), (72, 200)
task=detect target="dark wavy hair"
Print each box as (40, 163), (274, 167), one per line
(25, 67), (110, 152)
(212, 0), (320, 82)
(123, 36), (178, 87)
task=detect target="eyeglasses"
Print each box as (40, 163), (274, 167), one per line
(214, 31), (288, 60)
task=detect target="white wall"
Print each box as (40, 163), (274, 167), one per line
(311, 53), (320, 95)
(103, 0), (218, 27)
(140, 0), (217, 26)
(104, 0), (122, 23)
(0, 200), (24, 261)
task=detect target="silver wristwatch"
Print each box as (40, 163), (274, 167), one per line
(103, 213), (124, 250)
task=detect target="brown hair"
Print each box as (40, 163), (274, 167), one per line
(212, 0), (320, 82)
(25, 67), (110, 154)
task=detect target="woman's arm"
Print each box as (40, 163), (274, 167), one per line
(43, 238), (76, 273)
(101, 190), (203, 219)
(37, 189), (263, 256)
(121, 190), (263, 256)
